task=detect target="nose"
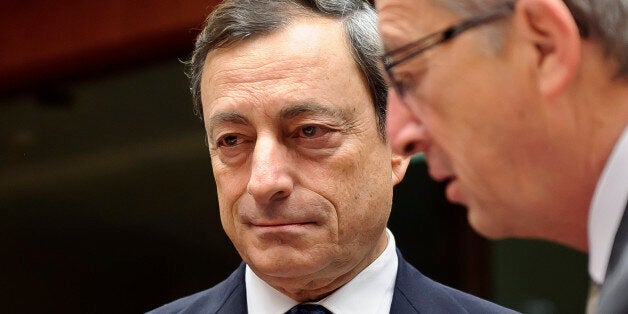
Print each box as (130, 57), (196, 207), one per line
(247, 136), (294, 205)
(386, 90), (428, 157)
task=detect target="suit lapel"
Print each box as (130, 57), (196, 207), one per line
(596, 202), (628, 313)
(605, 202), (628, 279)
(390, 248), (462, 314)
(217, 263), (248, 314)
(390, 250), (420, 313)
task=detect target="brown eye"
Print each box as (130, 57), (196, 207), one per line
(218, 134), (242, 147)
(296, 125), (330, 139)
(300, 126), (318, 137)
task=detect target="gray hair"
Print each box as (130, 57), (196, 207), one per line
(187, 0), (388, 138)
(430, 0), (628, 77)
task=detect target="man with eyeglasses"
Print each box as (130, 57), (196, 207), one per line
(148, 0), (516, 313)
(376, 0), (628, 313)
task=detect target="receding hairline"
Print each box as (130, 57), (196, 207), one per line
(188, 0), (388, 140)
(203, 13), (350, 61)
(199, 15), (361, 102)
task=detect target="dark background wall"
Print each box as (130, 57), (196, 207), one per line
(1, 60), (490, 312)
(1, 1), (587, 313)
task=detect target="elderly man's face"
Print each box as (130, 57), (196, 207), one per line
(376, 0), (590, 241)
(200, 17), (406, 299)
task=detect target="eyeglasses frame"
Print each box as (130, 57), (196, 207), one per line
(381, 2), (516, 97)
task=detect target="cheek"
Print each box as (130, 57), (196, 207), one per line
(332, 150), (393, 242)
(450, 119), (534, 213)
(211, 159), (251, 232)
(212, 155), (250, 199)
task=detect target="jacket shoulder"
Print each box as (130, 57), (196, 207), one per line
(393, 249), (518, 314)
(146, 263), (246, 314)
(597, 204), (628, 313)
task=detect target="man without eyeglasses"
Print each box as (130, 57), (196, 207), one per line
(376, 0), (628, 312)
(148, 0), (517, 313)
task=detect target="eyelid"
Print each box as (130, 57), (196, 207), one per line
(293, 125), (331, 138)
(212, 128), (253, 150)
(207, 111), (250, 143)
(288, 118), (340, 133)
(390, 69), (415, 96)
(216, 134), (242, 147)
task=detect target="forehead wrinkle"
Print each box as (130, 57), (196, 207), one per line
(379, 0), (457, 52)
(209, 44), (324, 86)
(379, 16), (413, 51)
(204, 63), (321, 111)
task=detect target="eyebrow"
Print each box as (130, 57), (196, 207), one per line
(206, 102), (351, 139)
(279, 102), (349, 121)
(207, 112), (250, 140)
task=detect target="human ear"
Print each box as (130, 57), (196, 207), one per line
(513, 0), (581, 98)
(391, 154), (410, 185)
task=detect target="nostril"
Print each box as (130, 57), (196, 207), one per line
(404, 142), (416, 155)
(270, 189), (290, 202)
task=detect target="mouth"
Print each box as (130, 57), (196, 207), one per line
(250, 221), (318, 232)
(442, 176), (454, 186)
(442, 177), (464, 204)
(252, 221), (314, 227)
(249, 221), (319, 240)
(427, 166), (460, 202)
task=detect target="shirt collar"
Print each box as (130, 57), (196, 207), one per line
(588, 126), (628, 284)
(246, 228), (398, 314)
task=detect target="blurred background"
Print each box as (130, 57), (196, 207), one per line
(1, 1), (587, 313)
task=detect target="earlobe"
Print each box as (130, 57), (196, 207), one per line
(391, 154), (411, 185)
(514, 0), (581, 98)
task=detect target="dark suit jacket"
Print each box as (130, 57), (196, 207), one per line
(596, 202), (628, 314)
(148, 248), (516, 313)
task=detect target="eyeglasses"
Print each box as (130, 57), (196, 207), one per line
(381, 2), (515, 103)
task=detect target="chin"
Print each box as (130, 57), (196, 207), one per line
(465, 205), (512, 240)
(245, 247), (333, 279)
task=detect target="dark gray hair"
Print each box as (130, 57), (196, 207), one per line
(430, 0), (628, 77)
(187, 0), (387, 138)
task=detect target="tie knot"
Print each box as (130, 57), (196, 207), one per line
(285, 303), (332, 314)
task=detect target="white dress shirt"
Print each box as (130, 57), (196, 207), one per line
(588, 126), (628, 284)
(246, 228), (398, 314)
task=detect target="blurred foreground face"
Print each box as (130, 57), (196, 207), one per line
(200, 17), (404, 298)
(377, 0), (591, 243)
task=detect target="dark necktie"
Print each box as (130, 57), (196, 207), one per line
(285, 304), (332, 314)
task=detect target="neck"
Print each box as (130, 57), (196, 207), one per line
(553, 43), (628, 252)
